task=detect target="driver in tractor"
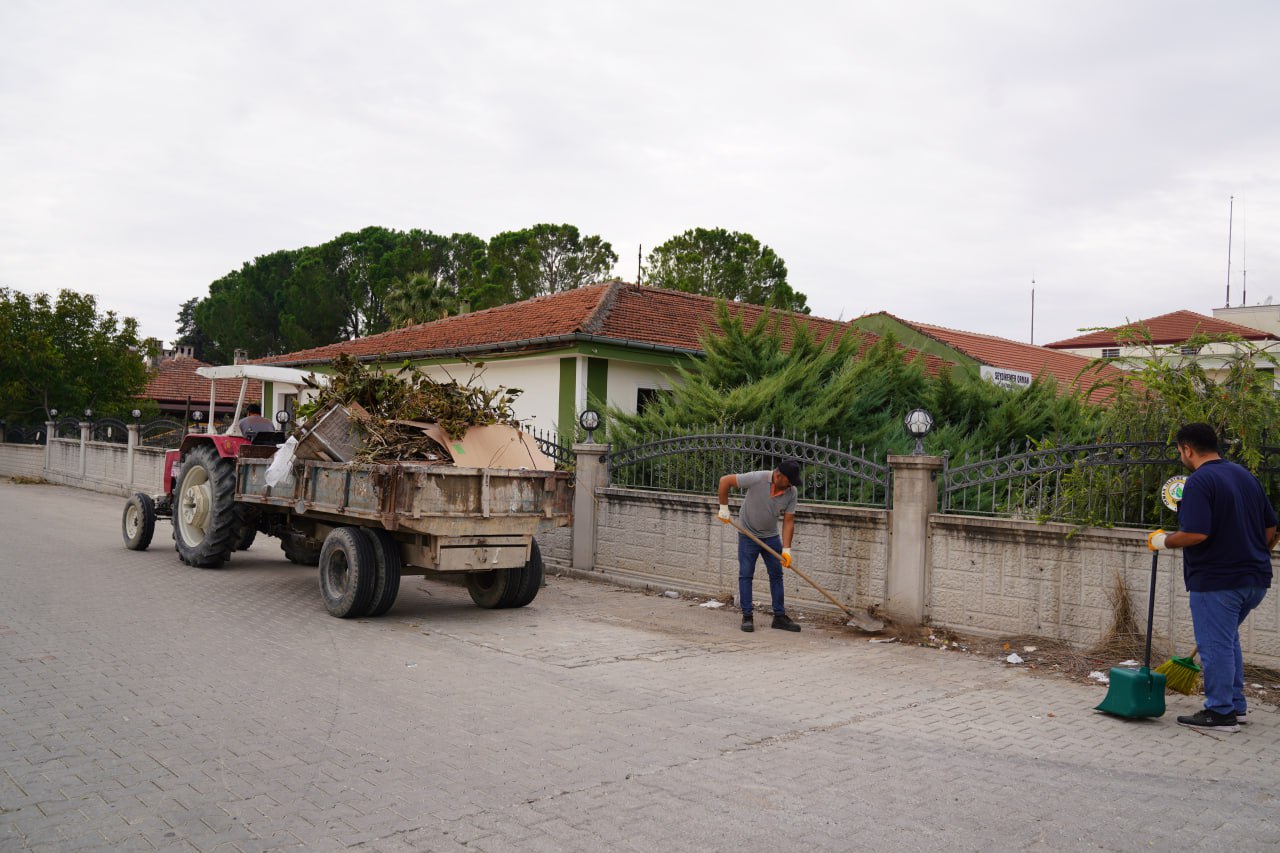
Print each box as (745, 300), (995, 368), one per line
(238, 403), (274, 441)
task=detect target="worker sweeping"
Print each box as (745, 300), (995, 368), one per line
(717, 460), (803, 633)
(1147, 423), (1278, 732)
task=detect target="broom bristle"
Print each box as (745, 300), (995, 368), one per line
(1155, 656), (1201, 695)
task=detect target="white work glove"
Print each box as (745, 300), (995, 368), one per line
(717, 505), (731, 523)
(781, 548), (792, 568)
(1147, 529), (1168, 551)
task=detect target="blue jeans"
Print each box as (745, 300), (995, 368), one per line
(1188, 586), (1268, 716)
(738, 533), (785, 617)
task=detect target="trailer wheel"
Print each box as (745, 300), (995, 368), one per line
(173, 444), (241, 568)
(503, 539), (544, 609)
(318, 527), (376, 618)
(465, 567), (514, 609)
(281, 533), (322, 566)
(360, 528), (402, 617)
(234, 524), (257, 551)
(122, 493), (156, 551)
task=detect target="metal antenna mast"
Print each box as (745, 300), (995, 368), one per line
(1225, 195), (1234, 307)
(1030, 275), (1035, 344)
(1242, 198), (1247, 306)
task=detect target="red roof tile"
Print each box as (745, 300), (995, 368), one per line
(143, 356), (261, 407)
(1044, 310), (1278, 348)
(259, 282), (957, 376)
(865, 313), (1123, 404)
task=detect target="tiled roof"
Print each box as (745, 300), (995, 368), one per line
(259, 282), (957, 375)
(863, 313), (1124, 404)
(143, 356), (261, 407)
(1044, 310), (1278, 348)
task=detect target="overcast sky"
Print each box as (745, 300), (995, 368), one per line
(3, 1), (1278, 351)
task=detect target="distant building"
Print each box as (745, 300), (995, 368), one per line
(851, 312), (1123, 404)
(142, 354), (261, 421)
(1044, 309), (1280, 387)
(256, 282), (956, 435)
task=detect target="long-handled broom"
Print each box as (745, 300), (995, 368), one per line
(1155, 645), (1201, 695)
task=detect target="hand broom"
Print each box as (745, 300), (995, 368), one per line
(1154, 645), (1200, 695)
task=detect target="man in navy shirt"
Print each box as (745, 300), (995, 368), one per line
(1149, 423), (1277, 732)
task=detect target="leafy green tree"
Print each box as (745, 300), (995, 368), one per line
(172, 298), (216, 361)
(1087, 328), (1280, 468)
(487, 224), (617, 303)
(644, 228), (809, 313)
(195, 248), (301, 362)
(0, 288), (154, 422)
(384, 232), (488, 327)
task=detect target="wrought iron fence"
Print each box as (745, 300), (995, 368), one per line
(139, 419), (187, 448)
(1, 424), (46, 444)
(91, 418), (130, 444)
(527, 426), (574, 470)
(941, 436), (1280, 528)
(608, 426), (889, 508)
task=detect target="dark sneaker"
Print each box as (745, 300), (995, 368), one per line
(741, 615), (754, 633)
(1177, 709), (1239, 733)
(771, 614), (801, 632)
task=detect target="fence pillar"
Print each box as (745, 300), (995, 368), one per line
(572, 442), (609, 571)
(126, 423), (140, 488)
(78, 421), (91, 478)
(885, 454), (944, 624)
(44, 420), (55, 472)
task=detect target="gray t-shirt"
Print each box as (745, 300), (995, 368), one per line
(735, 470), (797, 539)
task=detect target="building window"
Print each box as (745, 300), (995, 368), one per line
(1179, 345), (1201, 356)
(1101, 347), (1120, 359)
(636, 388), (670, 414)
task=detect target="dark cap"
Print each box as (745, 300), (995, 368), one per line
(777, 459), (802, 487)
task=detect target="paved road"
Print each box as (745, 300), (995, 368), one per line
(2, 481), (1278, 852)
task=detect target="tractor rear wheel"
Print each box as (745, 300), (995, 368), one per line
(172, 444), (241, 568)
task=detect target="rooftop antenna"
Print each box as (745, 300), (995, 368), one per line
(637, 244), (642, 285)
(1241, 198), (1247, 305)
(1225, 195), (1234, 307)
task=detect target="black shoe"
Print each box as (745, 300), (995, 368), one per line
(771, 613), (801, 632)
(1176, 709), (1239, 733)
(741, 615), (754, 633)
(1236, 711), (1249, 725)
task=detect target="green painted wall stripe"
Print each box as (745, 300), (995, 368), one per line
(558, 357), (576, 439)
(586, 357), (608, 434)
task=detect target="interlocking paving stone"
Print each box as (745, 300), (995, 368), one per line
(2, 480), (1278, 851)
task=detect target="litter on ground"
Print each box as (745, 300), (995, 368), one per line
(1006, 653), (1024, 664)
(699, 600), (724, 609)
(1089, 671), (1110, 684)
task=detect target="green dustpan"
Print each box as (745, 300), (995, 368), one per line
(1095, 665), (1166, 718)
(1094, 550), (1167, 719)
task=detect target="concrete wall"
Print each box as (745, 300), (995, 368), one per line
(564, 487), (889, 616)
(929, 514), (1280, 669)
(25, 438), (167, 497)
(0, 444), (45, 480)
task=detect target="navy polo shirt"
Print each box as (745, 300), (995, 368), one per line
(1178, 458), (1277, 592)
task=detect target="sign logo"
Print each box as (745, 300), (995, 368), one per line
(1160, 475), (1187, 512)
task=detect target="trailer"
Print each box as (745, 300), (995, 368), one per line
(121, 364), (573, 618)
